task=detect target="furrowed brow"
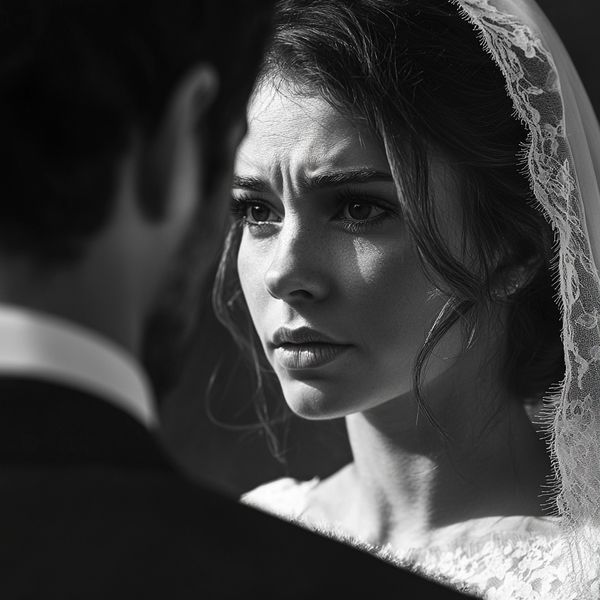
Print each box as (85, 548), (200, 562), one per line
(301, 169), (394, 192)
(232, 169), (394, 195)
(232, 176), (271, 193)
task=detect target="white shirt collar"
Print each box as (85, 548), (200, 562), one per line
(0, 304), (157, 429)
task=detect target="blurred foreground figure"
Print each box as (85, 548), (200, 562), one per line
(0, 1), (471, 598)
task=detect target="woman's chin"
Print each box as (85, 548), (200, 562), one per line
(281, 378), (377, 420)
(280, 379), (348, 420)
(285, 398), (350, 420)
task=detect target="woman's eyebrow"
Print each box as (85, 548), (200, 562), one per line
(233, 169), (393, 193)
(232, 176), (271, 192)
(303, 169), (394, 191)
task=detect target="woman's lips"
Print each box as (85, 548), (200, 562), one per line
(273, 342), (350, 369)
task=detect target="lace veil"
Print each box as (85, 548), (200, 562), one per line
(452, 0), (600, 594)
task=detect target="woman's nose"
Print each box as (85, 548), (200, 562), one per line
(264, 222), (330, 303)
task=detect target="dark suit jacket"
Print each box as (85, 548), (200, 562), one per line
(0, 377), (473, 599)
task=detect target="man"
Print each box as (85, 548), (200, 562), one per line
(0, 1), (471, 598)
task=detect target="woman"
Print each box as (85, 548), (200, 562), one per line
(215, 0), (600, 597)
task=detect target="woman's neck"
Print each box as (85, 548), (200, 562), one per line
(334, 371), (552, 550)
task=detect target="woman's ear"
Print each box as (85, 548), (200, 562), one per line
(490, 257), (540, 300)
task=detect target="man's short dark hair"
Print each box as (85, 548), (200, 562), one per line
(0, 0), (273, 261)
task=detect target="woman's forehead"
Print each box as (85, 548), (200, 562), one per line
(236, 81), (390, 187)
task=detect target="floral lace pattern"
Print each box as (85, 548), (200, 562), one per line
(453, 1), (600, 595)
(243, 478), (588, 599)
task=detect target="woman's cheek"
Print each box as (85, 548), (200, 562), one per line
(237, 237), (268, 319)
(352, 241), (441, 350)
(350, 237), (413, 295)
(351, 238), (386, 285)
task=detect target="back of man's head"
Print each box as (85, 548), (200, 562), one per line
(0, 0), (273, 263)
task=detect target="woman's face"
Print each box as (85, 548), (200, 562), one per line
(233, 81), (463, 419)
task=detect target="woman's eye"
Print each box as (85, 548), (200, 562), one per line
(248, 203), (274, 223)
(342, 201), (385, 221)
(231, 197), (281, 225)
(334, 195), (397, 234)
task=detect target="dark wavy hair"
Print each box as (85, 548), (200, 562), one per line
(0, 0), (274, 263)
(214, 0), (564, 432)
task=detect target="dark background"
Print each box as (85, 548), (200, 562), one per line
(160, 0), (600, 498)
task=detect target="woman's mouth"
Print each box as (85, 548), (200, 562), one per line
(273, 342), (350, 369)
(270, 327), (351, 369)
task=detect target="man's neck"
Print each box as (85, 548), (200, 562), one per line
(0, 251), (142, 355)
(0, 303), (156, 429)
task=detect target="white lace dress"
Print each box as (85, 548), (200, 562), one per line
(243, 478), (593, 599)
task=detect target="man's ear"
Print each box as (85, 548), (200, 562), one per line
(138, 64), (219, 222)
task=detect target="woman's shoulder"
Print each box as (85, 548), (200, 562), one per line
(241, 477), (320, 521)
